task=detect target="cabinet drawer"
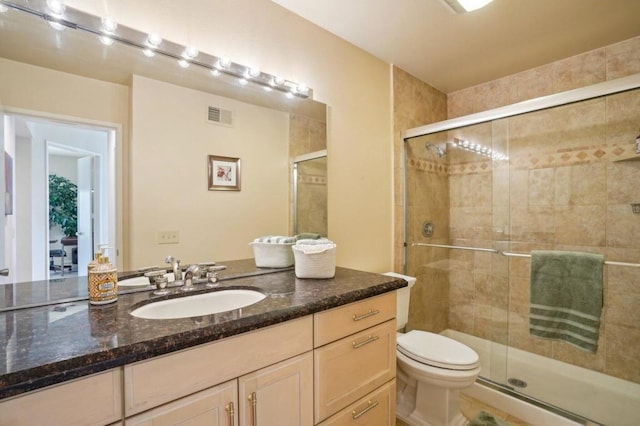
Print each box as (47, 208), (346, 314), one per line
(318, 380), (396, 426)
(124, 316), (312, 416)
(314, 292), (396, 347)
(0, 369), (123, 426)
(125, 379), (237, 426)
(314, 319), (396, 422)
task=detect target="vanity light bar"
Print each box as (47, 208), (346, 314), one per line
(0, 0), (313, 100)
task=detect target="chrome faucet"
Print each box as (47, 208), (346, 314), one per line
(181, 264), (200, 292)
(164, 255), (182, 281)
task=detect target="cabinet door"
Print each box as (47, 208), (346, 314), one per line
(314, 319), (396, 422)
(125, 379), (237, 426)
(238, 352), (313, 426)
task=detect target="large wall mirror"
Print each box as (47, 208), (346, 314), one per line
(0, 1), (327, 285)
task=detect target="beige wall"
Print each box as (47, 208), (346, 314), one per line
(67, 0), (394, 273)
(130, 75), (290, 266)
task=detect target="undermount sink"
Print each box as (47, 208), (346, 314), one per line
(119, 272), (176, 287)
(130, 289), (266, 319)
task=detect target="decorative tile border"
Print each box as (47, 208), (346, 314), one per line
(407, 143), (637, 175)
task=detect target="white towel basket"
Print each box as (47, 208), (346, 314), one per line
(292, 245), (336, 279)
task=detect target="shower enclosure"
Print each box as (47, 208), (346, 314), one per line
(402, 75), (640, 425)
(292, 150), (328, 236)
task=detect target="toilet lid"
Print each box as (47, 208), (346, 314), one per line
(397, 330), (479, 370)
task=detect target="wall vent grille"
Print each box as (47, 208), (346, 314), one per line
(208, 106), (233, 127)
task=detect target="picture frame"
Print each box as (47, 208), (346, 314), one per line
(208, 155), (241, 191)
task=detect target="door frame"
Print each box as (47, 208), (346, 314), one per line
(2, 106), (123, 281)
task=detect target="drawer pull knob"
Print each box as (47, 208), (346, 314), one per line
(352, 335), (379, 349)
(352, 309), (379, 321)
(225, 402), (235, 426)
(352, 400), (379, 419)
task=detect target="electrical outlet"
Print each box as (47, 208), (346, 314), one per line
(157, 230), (179, 244)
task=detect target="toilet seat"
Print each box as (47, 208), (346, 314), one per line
(397, 330), (479, 371)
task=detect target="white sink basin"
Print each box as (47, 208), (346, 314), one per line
(130, 289), (266, 319)
(119, 273), (175, 287)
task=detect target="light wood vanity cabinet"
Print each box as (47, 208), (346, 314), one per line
(314, 292), (397, 424)
(0, 290), (398, 426)
(0, 369), (123, 426)
(125, 379), (237, 426)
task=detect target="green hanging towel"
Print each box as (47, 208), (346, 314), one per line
(529, 250), (604, 353)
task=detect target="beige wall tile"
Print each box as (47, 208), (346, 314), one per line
(606, 36), (640, 80)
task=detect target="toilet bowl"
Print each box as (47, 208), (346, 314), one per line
(396, 330), (480, 426)
(384, 272), (480, 426)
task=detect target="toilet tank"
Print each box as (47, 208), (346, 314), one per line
(383, 272), (416, 330)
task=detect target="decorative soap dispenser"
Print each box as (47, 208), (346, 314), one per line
(87, 244), (107, 275)
(88, 252), (118, 305)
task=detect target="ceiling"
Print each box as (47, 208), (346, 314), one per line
(271, 0), (640, 93)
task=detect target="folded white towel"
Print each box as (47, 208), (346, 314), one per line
(294, 238), (336, 254)
(253, 236), (296, 244)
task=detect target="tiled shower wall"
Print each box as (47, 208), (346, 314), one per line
(289, 113), (327, 236)
(393, 67), (448, 331)
(394, 36), (640, 384)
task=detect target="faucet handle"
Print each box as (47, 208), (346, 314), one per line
(152, 275), (169, 296)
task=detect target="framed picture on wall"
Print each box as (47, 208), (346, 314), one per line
(208, 155), (241, 191)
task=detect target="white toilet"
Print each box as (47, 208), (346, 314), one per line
(384, 272), (481, 426)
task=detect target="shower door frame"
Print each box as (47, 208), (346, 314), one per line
(402, 72), (640, 272)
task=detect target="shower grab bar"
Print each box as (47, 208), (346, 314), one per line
(411, 243), (639, 267)
(501, 251), (640, 268)
(410, 243), (499, 253)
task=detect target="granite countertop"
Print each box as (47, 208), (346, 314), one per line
(0, 261), (406, 400)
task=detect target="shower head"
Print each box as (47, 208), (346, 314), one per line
(425, 143), (447, 158)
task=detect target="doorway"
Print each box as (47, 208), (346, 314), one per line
(1, 112), (115, 284)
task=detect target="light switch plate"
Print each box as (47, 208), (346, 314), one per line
(157, 230), (179, 244)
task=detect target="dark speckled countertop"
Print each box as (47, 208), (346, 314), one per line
(0, 260), (406, 400)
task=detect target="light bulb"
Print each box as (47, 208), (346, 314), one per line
(457, 0), (493, 12)
(101, 16), (118, 33)
(295, 83), (309, 94)
(285, 92), (294, 99)
(146, 33), (162, 48)
(248, 67), (261, 78)
(273, 76), (285, 86)
(263, 86), (273, 92)
(99, 35), (114, 46)
(178, 59), (190, 68)
(46, 0), (66, 16)
(0, 4), (9, 13)
(210, 69), (221, 77)
(183, 46), (199, 59)
(238, 78), (248, 86)
(143, 48), (155, 57)
(217, 57), (231, 69)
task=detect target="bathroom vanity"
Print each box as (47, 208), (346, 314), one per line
(0, 261), (405, 425)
